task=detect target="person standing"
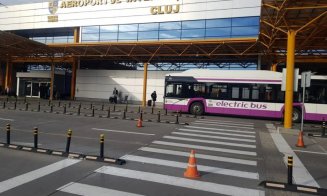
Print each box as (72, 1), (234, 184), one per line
(113, 87), (118, 104)
(151, 91), (157, 107)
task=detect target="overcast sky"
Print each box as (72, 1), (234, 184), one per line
(0, 0), (45, 6)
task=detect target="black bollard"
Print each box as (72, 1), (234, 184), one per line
(77, 105), (81, 116)
(3, 101), (5, 109)
(101, 104), (104, 111)
(151, 107), (154, 114)
(157, 111), (161, 122)
(25, 103), (28, 111)
(322, 119), (326, 137)
(140, 112), (143, 121)
(287, 156), (293, 185)
(58, 101), (61, 107)
(100, 134), (104, 158)
(68, 102), (71, 108)
(34, 127), (38, 148)
(50, 104), (53, 113)
(90, 103), (93, 109)
(175, 115), (179, 124)
(165, 109), (168, 115)
(179, 110), (182, 117)
(122, 111), (126, 119)
(65, 129), (72, 153)
(37, 102), (40, 112)
(14, 102), (17, 110)
(6, 124), (10, 144)
(63, 104), (67, 114)
(92, 106), (95, 117)
(107, 107), (110, 118)
(138, 106), (141, 113)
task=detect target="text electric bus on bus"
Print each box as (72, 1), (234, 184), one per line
(163, 70), (327, 122)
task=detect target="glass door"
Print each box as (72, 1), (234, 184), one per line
(32, 82), (40, 97)
(25, 82), (32, 97)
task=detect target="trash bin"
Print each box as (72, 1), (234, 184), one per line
(147, 100), (152, 106)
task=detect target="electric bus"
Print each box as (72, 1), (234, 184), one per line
(164, 70), (327, 122)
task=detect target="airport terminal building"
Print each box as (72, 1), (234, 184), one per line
(0, 0), (261, 103)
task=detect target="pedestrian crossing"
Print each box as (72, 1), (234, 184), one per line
(56, 118), (265, 196)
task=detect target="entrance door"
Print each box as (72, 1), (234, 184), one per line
(25, 82), (41, 98)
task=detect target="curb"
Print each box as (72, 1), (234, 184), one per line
(260, 181), (327, 195)
(0, 143), (125, 165)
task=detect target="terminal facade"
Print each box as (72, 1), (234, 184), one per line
(0, 0), (261, 102)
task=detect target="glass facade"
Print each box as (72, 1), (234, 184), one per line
(81, 16), (259, 42)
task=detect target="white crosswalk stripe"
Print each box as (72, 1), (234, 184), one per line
(139, 147), (257, 166)
(153, 141), (257, 156)
(122, 155), (259, 179)
(172, 131), (256, 143)
(195, 120), (254, 127)
(0, 159), (81, 194)
(178, 128), (255, 138)
(58, 182), (145, 196)
(95, 166), (264, 196)
(196, 119), (254, 125)
(192, 122), (255, 129)
(186, 125), (255, 134)
(163, 136), (257, 148)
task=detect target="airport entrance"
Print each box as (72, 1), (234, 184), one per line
(24, 81), (50, 98)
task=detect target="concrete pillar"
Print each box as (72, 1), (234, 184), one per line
(284, 30), (296, 128)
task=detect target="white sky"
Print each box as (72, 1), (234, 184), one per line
(0, 0), (45, 6)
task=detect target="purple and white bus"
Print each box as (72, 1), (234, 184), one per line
(164, 70), (327, 122)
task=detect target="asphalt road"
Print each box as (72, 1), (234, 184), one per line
(0, 99), (326, 196)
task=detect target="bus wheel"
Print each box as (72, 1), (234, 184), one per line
(292, 108), (301, 123)
(190, 102), (204, 115)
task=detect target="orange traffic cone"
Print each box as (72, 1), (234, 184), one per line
(184, 150), (200, 179)
(137, 118), (143, 128)
(296, 131), (305, 147)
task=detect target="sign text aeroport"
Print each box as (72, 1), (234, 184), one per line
(59, 0), (180, 15)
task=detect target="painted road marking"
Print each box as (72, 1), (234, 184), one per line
(0, 117), (14, 121)
(0, 159), (81, 194)
(268, 124), (320, 187)
(58, 182), (144, 196)
(139, 147), (257, 166)
(172, 132), (255, 143)
(178, 128), (255, 138)
(153, 141), (257, 156)
(92, 128), (155, 136)
(186, 126), (255, 134)
(192, 122), (254, 129)
(121, 155), (259, 179)
(195, 120), (254, 127)
(95, 166), (264, 196)
(196, 119), (254, 125)
(293, 149), (327, 156)
(163, 136), (256, 149)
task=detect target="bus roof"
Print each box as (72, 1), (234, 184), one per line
(166, 70), (327, 83)
(166, 70), (283, 84)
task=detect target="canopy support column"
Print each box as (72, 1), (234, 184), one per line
(5, 59), (12, 93)
(70, 58), (77, 100)
(142, 63), (148, 107)
(50, 62), (55, 101)
(284, 30), (296, 128)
